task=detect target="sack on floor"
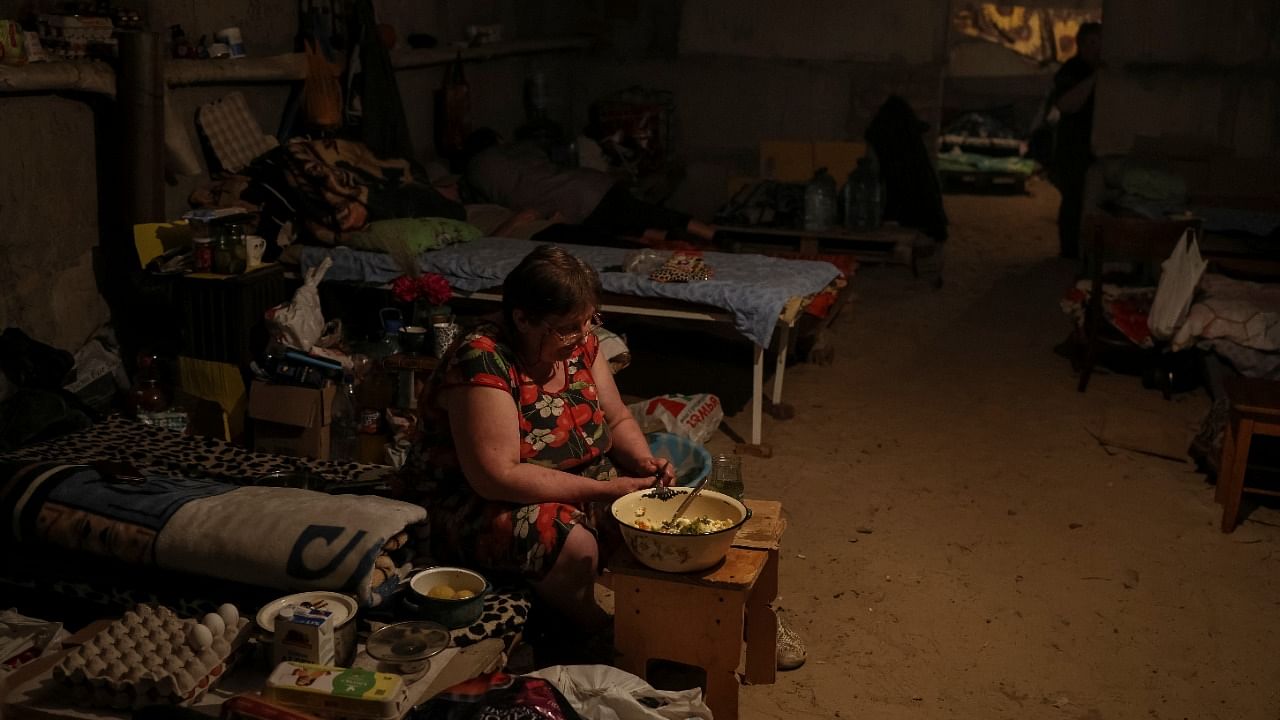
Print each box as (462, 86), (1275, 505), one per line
(626, 393), (722, 445)
(528, 665), (713, 720)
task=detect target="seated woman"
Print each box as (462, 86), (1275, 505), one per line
(398, 244), (674, 631)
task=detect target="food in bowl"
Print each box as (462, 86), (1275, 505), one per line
(406, 567), (490, 629)
(424, 585), (476, 600)
(612, 488), (750, 572)
(633, 513), (735, 535)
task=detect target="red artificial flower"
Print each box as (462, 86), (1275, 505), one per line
(390, 272), (452, 305)
(391, 275), (419, 303)
(418, 273), (453, 306)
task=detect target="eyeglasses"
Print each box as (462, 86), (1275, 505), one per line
(547, 312), (604, 347)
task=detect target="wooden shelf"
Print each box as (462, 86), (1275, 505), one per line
(163, 36), (593, 87)
(391, 36), (593, 71)
(2, 37), (593, 94)
(0, 60), (115, 96)
(165, 53), (307, 86)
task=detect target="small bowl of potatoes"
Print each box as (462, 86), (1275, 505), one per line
(404, 566), (490, 629)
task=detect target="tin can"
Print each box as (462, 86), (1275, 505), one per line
(358, 408), (381, 434)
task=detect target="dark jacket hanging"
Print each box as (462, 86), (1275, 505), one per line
(865, 95), (949, 243)
(350, 0), (413, 161)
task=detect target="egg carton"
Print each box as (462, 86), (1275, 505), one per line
(52, 603), (250, 710)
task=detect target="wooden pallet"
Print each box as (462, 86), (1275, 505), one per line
(717, 223), (921, 265)
(940, 169), (1028, 195)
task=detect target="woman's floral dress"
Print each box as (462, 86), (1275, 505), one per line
(399, 323), (615, 580)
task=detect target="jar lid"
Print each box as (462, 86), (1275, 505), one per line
(366, 621), (450, 663)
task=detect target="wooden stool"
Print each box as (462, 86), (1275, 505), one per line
(1217, 376), (1280, 532)
(610, 500), (785, 720)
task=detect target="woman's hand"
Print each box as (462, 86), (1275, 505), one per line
(609, 475), (665, 498)
(632, 457), (676, 486)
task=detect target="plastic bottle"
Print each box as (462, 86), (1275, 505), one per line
(330, 374), (359, 462)
(803, 167), (837, 232)
(708, 454), (745, 501)
(850, 149), (883, 231)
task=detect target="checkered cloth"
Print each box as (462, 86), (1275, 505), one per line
(197, 91), (278, 173)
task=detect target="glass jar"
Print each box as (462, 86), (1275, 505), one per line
(708, 454), (745, 501)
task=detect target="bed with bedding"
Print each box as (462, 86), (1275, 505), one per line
(293, 238), (842, 448)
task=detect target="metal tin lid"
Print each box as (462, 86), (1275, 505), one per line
(365, 621), (450, 663)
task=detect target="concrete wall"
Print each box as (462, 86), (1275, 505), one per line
(0, 96), (108, 352)
(570, 0), (950, 219)
(1093, 0), (1280, 169)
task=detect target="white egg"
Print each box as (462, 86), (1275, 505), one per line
(217, 604), (239, 631)
(200, 613), (225, 637)
(186, 623), (213, 650)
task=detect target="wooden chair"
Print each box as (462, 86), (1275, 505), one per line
(1217, 376), (1280, 532)
(1075, 215), (1201, 393)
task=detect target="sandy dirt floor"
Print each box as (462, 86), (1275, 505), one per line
(667, 179), (1280, 719)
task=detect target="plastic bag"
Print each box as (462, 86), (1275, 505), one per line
(265, 256), (332, 352)
(527, 665), (713, 720)
(1149, 228), (1206, 340)
(418, 672), (582, 719)
(626, 393), (722, 445)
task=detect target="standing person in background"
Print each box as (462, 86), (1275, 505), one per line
(1050, 21), (1103, 259)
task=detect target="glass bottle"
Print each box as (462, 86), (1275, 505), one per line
(330, 374), (359, 462)
(708, 454), (745, 501)
(804, 167), (837, 232)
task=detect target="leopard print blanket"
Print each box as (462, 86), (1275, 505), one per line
(0, 415), (392, 487)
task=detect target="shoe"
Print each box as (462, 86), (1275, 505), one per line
(776, 613), (807, 670)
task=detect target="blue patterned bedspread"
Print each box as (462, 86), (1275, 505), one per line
(300, 239), (840, 348)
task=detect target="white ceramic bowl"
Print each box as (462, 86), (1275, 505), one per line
(611, 488), (750, 572)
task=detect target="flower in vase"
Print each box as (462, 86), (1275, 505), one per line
(390, 272), (453, 306)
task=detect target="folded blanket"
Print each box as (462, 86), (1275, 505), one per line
(0, 462), (426, 608)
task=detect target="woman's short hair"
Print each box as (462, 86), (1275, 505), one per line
(502, 245), (601, 328)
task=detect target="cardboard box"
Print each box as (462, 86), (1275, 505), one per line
(250, 380), (335, 460)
